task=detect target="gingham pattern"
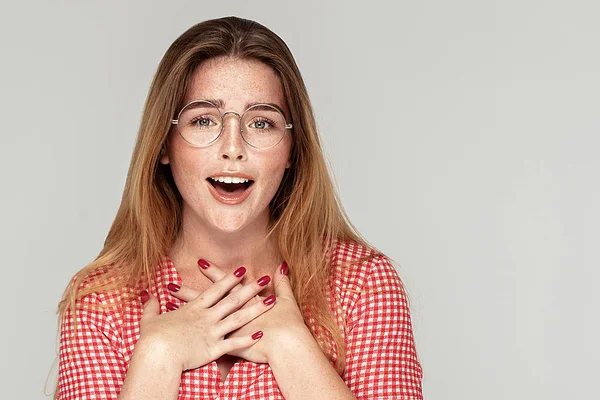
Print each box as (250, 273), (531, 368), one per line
(57, 240), (423, 399)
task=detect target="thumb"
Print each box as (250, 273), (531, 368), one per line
(140, 290), (160, 317)
(274, 261), (294, 298)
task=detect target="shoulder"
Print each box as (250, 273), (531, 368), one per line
(62, 264), (143, 335)
(66, 256), (175, 316)
(71, 266), (132, 307)
(328, 239), (402, 292)
(60, 267), (145, 360)
(327, 240), (407, 324)
(328, 239), (380, 266)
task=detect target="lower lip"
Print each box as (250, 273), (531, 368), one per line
(206, 180), (254, 205)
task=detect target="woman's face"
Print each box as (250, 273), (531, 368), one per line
(161, 56), (292, 233)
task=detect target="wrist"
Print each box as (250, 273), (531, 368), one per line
(267, 326), (323, 364)
(120, 336), (183, 399)
(135, 335), (183, 372)
(266, 327), (353, 400)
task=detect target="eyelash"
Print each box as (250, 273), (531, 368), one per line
(250, 117), (276, 129)
(188, 116), (277, 129)
(189, 116), (216, 126)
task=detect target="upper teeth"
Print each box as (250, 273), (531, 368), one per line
(210, 176), (250, 184)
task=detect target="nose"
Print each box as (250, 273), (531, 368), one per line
(219, 112), (246, 161)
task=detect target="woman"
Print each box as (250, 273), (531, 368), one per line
(56, 16), (423, 399)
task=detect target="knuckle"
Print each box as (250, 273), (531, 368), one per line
(213, 285), (226, 299)
(226, 293), (243, 308)
(256, 303), (269, 316)
(205, 341), (220, 360)
(230, 284), (244, 293)
(229, 311), (245, 327)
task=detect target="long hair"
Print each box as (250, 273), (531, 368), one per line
(57, 16), (381, 381)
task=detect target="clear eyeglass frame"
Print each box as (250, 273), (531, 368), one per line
(171, 99), (293, 149)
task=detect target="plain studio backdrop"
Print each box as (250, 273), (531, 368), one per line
(1, 1), (598, 399)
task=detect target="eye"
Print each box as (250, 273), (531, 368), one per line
(250, 118), (274, 130)
(190, 116), (217, 128)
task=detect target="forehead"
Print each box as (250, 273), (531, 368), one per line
(184, 57), (286, 111)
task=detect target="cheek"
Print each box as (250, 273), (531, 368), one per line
(260, 149), (291, 194)
(264, 167), (286, 188)
(168, 147), (206, 198)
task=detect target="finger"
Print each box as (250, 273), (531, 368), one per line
(213, 275), (272, 318)
(140, 290), (159, 317)
(168, 282), (200, 302)
(167, 274), (254, 307)
(193, 266), (248, 308)
(197, 258), (244, 292)
(213, 331), (263, 358)
(274, 261), (294, 298)
(216, 293), (276, 336)
(197, 258), (227, 281)
(169, 283), (259, 308)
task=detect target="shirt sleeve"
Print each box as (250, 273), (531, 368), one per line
(57, 292), (126, 399)
(343, 256), (424, 399)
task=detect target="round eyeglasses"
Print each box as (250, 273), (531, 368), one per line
(171, 100), (293, 149)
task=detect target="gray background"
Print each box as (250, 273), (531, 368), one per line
(1, 0), (598, 399)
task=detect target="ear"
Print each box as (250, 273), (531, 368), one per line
(159, 144), (170, 165)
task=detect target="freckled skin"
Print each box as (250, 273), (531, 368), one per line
(160, 56), (292, 235)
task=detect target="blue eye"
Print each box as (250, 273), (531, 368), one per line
(250, 118), (274, 130)
(254, 121), (267, 129)
(190, 116), (216, 128)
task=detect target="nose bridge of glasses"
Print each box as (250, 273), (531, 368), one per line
(217, 113), (247, 157)
(220, 110), (244, 133)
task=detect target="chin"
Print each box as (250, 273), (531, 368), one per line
(208, 213), (253, 233)
(213, 223), (246, 234)
(188, 199), (271, 234)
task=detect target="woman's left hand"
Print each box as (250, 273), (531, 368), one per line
(169, 261), (313, 364)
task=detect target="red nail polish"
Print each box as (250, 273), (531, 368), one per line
(166, 302), (179, 311)
(280, 261), (289, 276)
(167, 283), (180, 292)
(257, 275), (271, 286)
(263, 295), (276, 306)
(252, 331), (264, 340)
(197, 259), (210, 269)
(140, 290), (149, 304)
(234, 266), (246, 278)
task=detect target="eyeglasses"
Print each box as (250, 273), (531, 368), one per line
(171, 100), (293, 149)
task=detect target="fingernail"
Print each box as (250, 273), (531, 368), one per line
(280, 261), (289, 276)
(234, 266), (246, 278)
(263, 295), (276, 306)
(257, 275), (271, 286)
(167, 283), (180, 292)
(197, 259), (210, 269)
(140, 290), (149, 304)
(166, 302), (179, 311)
(252, 331), (264, 340)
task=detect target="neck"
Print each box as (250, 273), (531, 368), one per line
(168, 207), (281, 278)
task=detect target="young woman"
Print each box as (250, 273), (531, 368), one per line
(56, 16), (423, 400)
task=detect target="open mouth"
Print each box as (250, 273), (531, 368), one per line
(207, 177), (255, 196)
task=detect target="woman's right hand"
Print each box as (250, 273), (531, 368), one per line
(137, 267), (274, 372)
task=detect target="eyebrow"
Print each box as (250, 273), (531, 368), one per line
(205, 98), (287, 116)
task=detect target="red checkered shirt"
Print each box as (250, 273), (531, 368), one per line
(57, 240), (423, 399)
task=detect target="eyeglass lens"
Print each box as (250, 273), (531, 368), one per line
(177, 101), (287, 148)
